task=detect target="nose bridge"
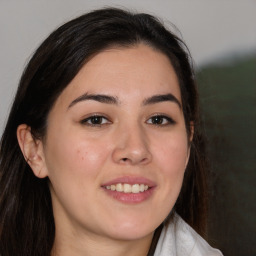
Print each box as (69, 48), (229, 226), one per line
(112, 120), (152, 165)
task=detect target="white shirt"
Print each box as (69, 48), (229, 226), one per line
(154, 214), (223, 256)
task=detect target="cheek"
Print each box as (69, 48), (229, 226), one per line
(153, 132), (189, 194)
(44, 134), (111, 218)
(148, 132), (189, 221)
(155, 132), (189, 170)
(44, 133), (110, 184)
(74, 139), (111, 173)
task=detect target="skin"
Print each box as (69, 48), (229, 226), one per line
(17, 44), (191, 256)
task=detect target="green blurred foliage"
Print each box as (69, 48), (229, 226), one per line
(196, 56), (256, 256)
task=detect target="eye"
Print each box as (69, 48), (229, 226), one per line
(146, 115), (175, 126)
(80, 115), (111, 126)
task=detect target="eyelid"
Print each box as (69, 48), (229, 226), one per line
(146, 113), (176, 125)
(80, 113), (112, 126)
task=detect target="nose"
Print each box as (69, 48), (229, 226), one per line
(112, 124), (152, 165)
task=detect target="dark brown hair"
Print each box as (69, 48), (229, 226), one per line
(0, 7), (207, 256)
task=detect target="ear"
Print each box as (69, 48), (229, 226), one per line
(17, 124), (48, 178)
(185, 121), (194, 168)
(189, 121), (194, 143)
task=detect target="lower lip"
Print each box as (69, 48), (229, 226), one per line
(102, 187), (155, 204)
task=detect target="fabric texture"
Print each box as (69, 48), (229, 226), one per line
(154, 214), (223, 256)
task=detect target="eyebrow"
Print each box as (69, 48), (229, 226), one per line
(68, 93), (119, 108)
(68, 92), (181, 109)
(142, 93), (182, 108)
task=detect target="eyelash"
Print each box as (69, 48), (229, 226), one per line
(80, 115), (111, 127)
(146, 114), (176, 126)
(80, 114), (175, 127)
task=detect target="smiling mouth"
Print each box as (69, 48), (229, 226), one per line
(101, 176), (155, 203)
(104, 183), (149, 193)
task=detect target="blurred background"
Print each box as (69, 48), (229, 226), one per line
(0, 1), (255, 255)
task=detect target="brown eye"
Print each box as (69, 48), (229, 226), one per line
(81, 115), (110, 126)
(89, 116), (103, 124)
(151, 116), (164, 124)
(147, 115), (175, 126)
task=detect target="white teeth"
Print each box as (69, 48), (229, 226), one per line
(124, 184), (132, 193)
(132, 184), (140, 193)
(105, 183), (150, 193)
(116, 183), (123, 192)
(140, 184), (145, 192)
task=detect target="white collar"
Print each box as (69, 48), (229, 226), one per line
(154, 214), (223, 256)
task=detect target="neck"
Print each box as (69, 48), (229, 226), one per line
(51, 228), (154, 256)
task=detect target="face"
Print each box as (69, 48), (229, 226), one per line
(39, 44), (190, 242)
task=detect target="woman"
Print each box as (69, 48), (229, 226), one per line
(0, 7), (223, 256)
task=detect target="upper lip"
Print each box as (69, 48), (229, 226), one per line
(101, 176), (156, 187)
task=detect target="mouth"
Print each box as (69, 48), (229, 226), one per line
(101, 176), (155, 203)
(104, 183), (149, 193)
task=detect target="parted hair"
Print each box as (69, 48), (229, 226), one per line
(0, 7), (208, 256)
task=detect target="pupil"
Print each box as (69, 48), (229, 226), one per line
(92, 116), (102, 124)
(152, 116), (163, 124)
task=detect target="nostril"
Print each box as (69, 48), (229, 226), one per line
(122, 158), (128, 162)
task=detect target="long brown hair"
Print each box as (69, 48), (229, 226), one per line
(0, 8), (207, 256)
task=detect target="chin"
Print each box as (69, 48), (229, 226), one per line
(108, 228), (154, 241)
(103, 218), (158, 241)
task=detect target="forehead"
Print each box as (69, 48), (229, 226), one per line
(57, 44), (181, 106)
